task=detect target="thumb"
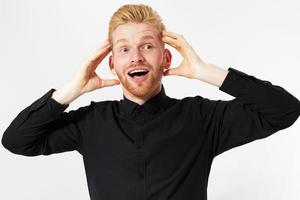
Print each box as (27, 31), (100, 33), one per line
(163, 67), (181, 76)
(101, 79), (120, 88)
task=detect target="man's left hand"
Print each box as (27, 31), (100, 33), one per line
(162, 31), (229, 87)
(162, 31), (207, 80)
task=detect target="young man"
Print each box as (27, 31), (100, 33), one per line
(2, 4), (300, 200)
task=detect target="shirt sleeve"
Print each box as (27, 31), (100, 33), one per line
(1, 88), (92, 156)
(198, 67), (300, 157)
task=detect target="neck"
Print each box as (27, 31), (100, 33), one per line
(123, 84), (162, 105)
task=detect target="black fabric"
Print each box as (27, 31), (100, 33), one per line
(2, 67), (300, 200)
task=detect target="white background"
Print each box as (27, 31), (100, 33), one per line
(1, 0), (300, 199)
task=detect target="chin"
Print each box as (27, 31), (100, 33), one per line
(123, 80), (161, 98)
(126, 84), (155, 97)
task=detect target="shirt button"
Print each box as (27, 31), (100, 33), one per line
(139, 173), (144, 179)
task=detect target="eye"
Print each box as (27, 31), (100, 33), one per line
(143, 44), (153, 50)
(120, 47), (129, 53)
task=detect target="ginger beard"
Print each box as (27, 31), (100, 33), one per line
(115, 62), (164, 98)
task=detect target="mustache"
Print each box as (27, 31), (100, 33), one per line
(129, 62), (148, 66)
(127, 62), (152, 69)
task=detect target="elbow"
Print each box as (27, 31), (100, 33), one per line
(1, 131), (21, 155)
(274, 98), (300, 130)
(1, 130), (40, 156)
(287, 97), (300, 126)
(1, 130), (13, 151)
(291, 100), (300, 125)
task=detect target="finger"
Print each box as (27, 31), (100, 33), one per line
(163, 67), (181, 76)
(84, 43), (112, 71)
(162, 31), (180, 39)
(163, 36), (189, 58)
(101, 79), (120, 88)
(162, 37), (181, 51)
(89, 41), (112, 63)
(95, 39), (111, 50)
(163, 31), (189, 48)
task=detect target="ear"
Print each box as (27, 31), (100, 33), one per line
(163, 49), (172, 69)
(109, 55), (116, 75)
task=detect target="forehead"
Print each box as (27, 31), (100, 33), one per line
(111, 23), (161, 44)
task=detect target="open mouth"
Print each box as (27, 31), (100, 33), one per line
(128, 69), (149, 78)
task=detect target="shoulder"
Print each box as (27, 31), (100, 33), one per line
(89, 99), (119, 112)
(90, 99), (118, 106)
(175, 95), (225, 115)
(178, 95), (207, 106)
(66, 100), (119, 118)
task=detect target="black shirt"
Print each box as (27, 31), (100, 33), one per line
(2, 67), (300, 200)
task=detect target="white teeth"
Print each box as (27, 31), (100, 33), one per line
(129, 69), (148, 74)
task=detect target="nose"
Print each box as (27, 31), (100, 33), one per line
(130, 49), (145, 64)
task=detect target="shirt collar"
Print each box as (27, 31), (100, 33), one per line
(119, 85), (169, 116)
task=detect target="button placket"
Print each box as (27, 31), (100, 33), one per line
(135, 108), (146, 200)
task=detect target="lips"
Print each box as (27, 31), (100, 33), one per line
(127, 68), (149, 78)
(127, 67), (150, 83)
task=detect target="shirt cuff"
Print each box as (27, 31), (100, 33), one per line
(219, 67), (252, 97)
(31, 88), (69, 113)
(47, 89), (69, 111)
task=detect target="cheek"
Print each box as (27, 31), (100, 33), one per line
(112, 55), (128, 73)
(143, 48), (163, 62)
(147, 51), (164, 67)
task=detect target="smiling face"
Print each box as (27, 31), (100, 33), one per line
(109, 23), (171, 103)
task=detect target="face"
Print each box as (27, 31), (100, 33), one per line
(109, 23), (171, 100)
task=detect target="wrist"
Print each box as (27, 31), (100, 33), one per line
(196, 63), (229, 87)
(51, 90), (72, 105)
(51, 82), (81, 105)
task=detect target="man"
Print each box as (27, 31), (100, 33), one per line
(2, 4), (300, 200)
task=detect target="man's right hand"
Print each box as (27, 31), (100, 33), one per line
(51, 39), (120, 105)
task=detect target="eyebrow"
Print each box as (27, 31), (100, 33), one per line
(115, 35), (156, 45)
(115, 38), (127, 45)
(140, 35), (156, 41)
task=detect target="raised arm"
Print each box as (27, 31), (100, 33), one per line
(162, 31), (300, 156)
(162, 31), (229, 87)
(51, 39), (119, 105)
(1, 40), (119, 156)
